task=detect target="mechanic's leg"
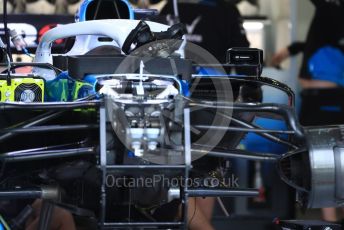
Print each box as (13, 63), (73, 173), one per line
(340, 207), (344, 217)
(196, 197), (215, 221)
(26, 199), (76, 230)
(322, 207), (337, 222)
(186, 197), (214, 230)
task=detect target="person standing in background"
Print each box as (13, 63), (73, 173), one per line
(272, 0), (344, 88)
(161, 0), (249, 63)
(160, 0), (250, 223)
(272, 0), (344, 224)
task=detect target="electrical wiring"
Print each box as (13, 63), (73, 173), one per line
(0, 47), (12, 85)
(2, 0), (13, 63)
(2, 0), (13, 85)
(22, 47), (34, 58)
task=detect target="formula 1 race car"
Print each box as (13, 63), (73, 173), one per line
(0, 4), (344, 230)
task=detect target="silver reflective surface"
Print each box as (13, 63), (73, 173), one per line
(306, 126), (344, 208)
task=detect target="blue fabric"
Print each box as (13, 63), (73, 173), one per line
(308, 46), (344, 86)
(180, 80), (190, 97)
(196, 66), (225, 76)
(196, 66), (245, 77)
(46, 72), (94, 101)
(240, 118), (288, 154)
(45, 72), (71, 102)
(84, 74), (98, 92)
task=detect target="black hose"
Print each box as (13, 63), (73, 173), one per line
(5, 140), (89, 155)
(192, 147), (280, 162)
(2, 147), (96, 162)
(225, 114), (299, 149)
(10, 205), (34, 230)
(187, 188), (259, 197)
(193, 124), (295, 135)
(0, 189), (42, 200)
(0, 111), (64, 142)
(0, 124), (99, 134)
(2, 0), (13, 62)
(2, 62), (62, 76)
(188, 102), (304, 140)
(0, 100), (102, 110)
(2, 0), (13, 85)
